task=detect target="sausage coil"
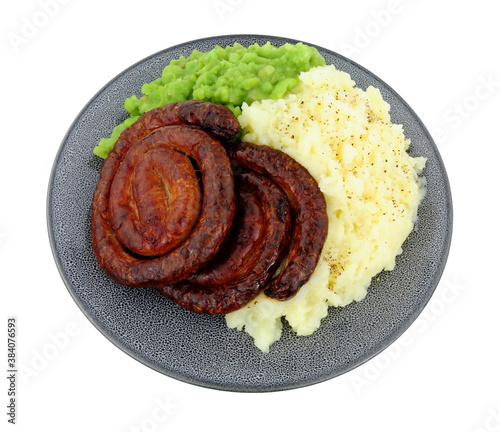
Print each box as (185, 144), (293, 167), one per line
(91, 101), (239, 288)
(92, 101), (328, 313)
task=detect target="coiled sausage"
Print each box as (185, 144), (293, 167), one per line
(92, 100), (327, 311)
(91, 101), (240, 288)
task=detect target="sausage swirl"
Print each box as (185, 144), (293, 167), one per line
(91, 101), (240, 288)
(227, 142), (328, 301)
(158, 170), (291, 314)
(109, 145), (202, 257)
(92, 100), (327, 312)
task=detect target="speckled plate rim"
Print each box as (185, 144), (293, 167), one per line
(47, 34), (453, 392)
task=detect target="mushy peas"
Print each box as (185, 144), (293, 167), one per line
(226, 65), (427, 352)
(93, 42), (325, 159)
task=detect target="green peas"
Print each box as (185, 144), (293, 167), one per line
(94, 42), (325, 158)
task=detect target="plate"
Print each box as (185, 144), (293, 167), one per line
(47, 34), (452, 392)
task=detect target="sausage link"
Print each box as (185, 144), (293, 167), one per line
(227, 142), (328, 301)
(158, 170), (291, 314)
(91, 101), (239, 288)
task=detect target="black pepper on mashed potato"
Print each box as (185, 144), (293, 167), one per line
(226, 65), (427, 352)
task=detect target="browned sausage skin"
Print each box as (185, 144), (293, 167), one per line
(227, 142), (328, 301)
(91, 101), (240, 288)
(186, 187), (265, 287)
(158, 170), (292, 314)
(109, 145), (202, 257)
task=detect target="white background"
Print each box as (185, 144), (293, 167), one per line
(1, 0), (499, 430)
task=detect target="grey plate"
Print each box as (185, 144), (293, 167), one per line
(47, 34), (452, 392)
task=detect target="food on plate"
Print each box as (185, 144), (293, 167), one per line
(93, 42), (325, 159)
(91, 101), (239, 287)
(90, 42), (426, 352)
(226, 65), (426, 351)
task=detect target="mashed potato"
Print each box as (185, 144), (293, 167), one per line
(226, 65), (427, 352)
